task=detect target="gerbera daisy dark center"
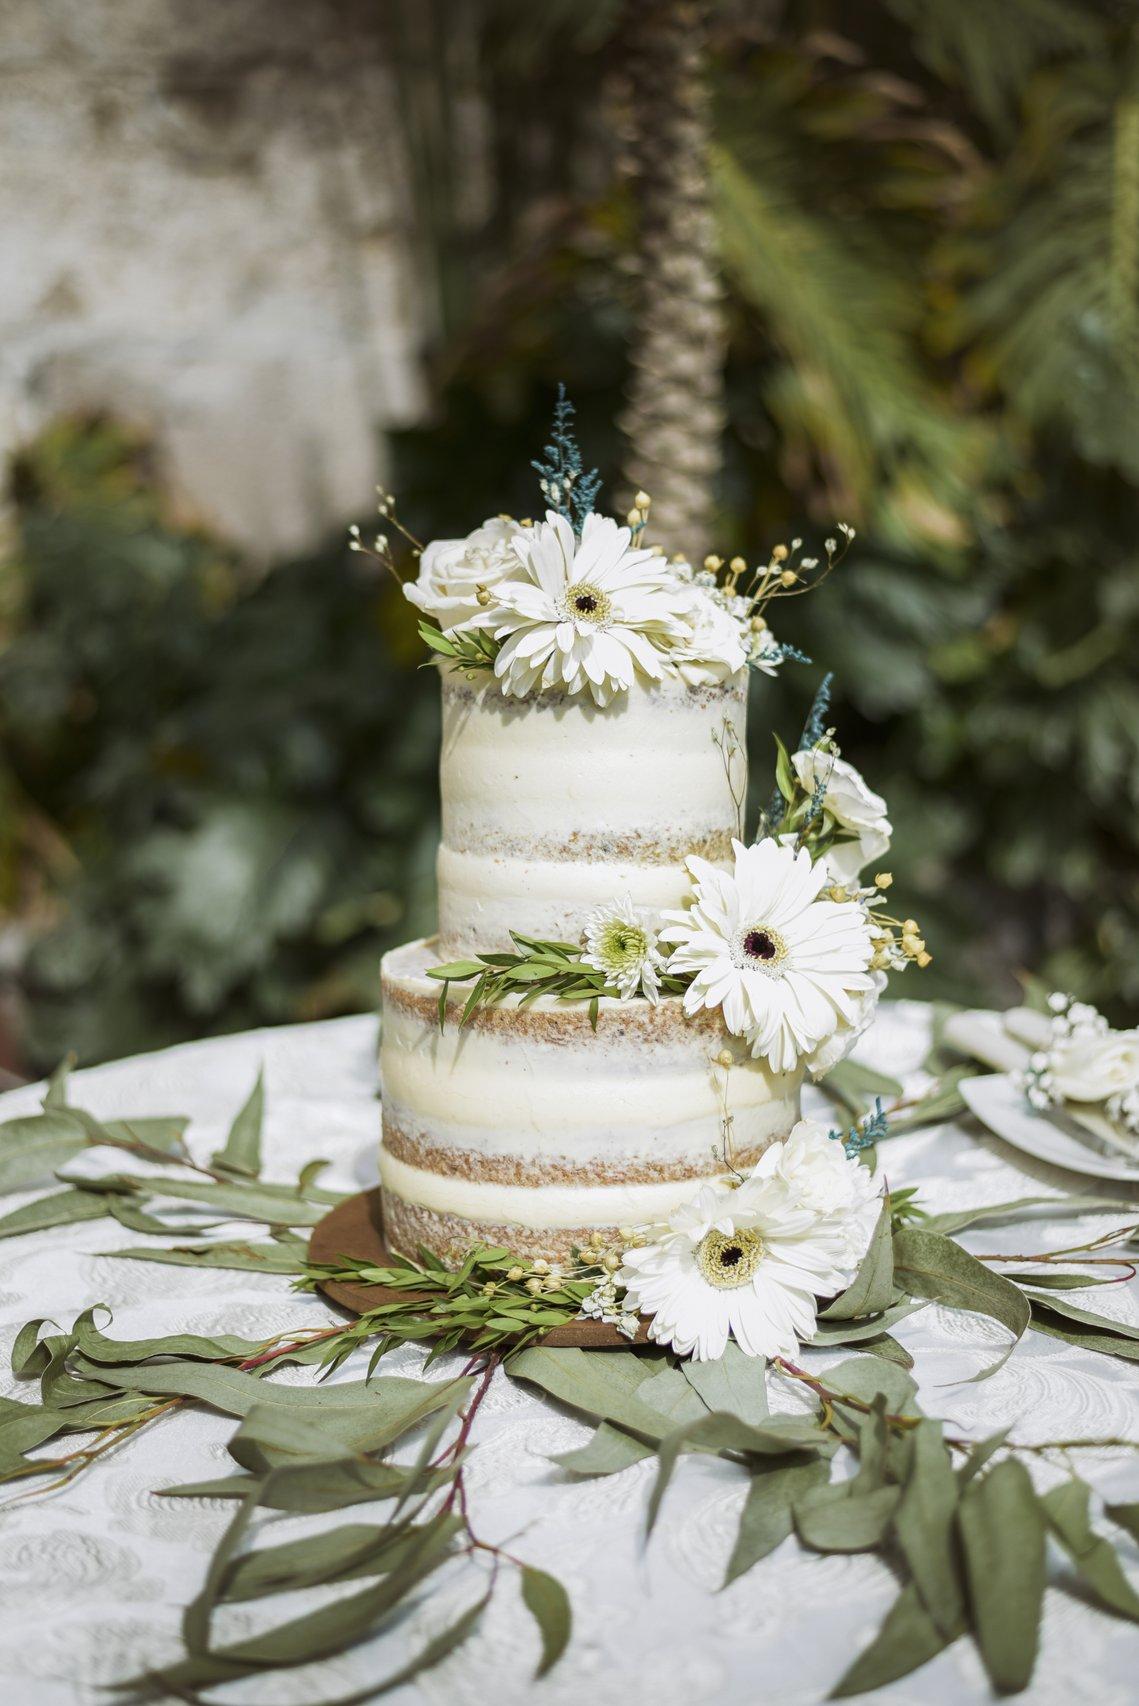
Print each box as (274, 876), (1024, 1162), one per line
(696, 1226), (765, 1289)
(744, 929), (777, 960)
(564, 580), (611, 624)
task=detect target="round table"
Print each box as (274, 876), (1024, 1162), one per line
(1, 1005), (1138, 1705)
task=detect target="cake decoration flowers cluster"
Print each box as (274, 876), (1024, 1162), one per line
(349, 385), (853, 698)
(616, 1119), (882, 1360)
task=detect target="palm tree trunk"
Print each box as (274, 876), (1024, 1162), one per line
(618, 0), (725, 562)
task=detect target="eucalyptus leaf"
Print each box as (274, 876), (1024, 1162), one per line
(0, 1189), (109, 1240)
(548, 1421), (654, 1477)
(958, 1458), (1046, 1693)
(160, 1462), (453, 1513)
(60, 1172), (327, 1227)
(520, 1565), (572, 1678)
(925, 1194), (1130, 1236)
(508, 1346), (676, 1441)
(893, 1419), (963, 1634)
(107, 1238), (310, 1274)
(892, 1226), (1030, 1377)
(0, 1110), (91, 1193)
(648, 1412), (831, 1533)
(831, 1582), (962, 1696)
(221, 1515), (465, 1602)
(817, 1355), (922, 1418)
(818, 1201), (894, 1320)
(128, 1512), (463, 1692)
(723, 1455), (829, 1585)
(211, 1068), (264, 1178)
(1044, 1477), (1139, 1622)
(794, 1482), (900, 1551)
(1022, 1290), (1139, 1342)
(1106, 1501), (1139, 1544)
(680, 1342), (770, 1423)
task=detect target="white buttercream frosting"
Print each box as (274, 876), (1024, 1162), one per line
(379, 941), (802, 1245)
(436, 669), (747, 954)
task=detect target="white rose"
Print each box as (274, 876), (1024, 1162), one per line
(1050, 1030), (1139, 1104)
(805, 972), (887, 1079)
(667, 582), (749, 685)
(403, 516), (523, 632)
(792, 748), (892, 884)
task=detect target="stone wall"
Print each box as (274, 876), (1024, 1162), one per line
(1, 0), (433, 558)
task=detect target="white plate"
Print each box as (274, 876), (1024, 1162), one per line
(960, 1073), (1139, 1183)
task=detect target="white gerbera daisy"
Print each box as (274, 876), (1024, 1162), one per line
(660, 837), (874, 1073)
(481, 510), (685, 705)
(618, 1161), (857, 1362)
(581, 898), (665, 1003)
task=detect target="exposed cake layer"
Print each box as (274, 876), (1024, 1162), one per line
(379, 938), (801, 1263)
(436, 668), (747, 954)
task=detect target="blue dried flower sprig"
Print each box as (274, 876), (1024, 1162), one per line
(531, 384), (602, 535)
(830, 1097), (889, 1158)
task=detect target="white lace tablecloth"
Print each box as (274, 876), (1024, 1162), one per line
(2, 1003), (1139, 1706)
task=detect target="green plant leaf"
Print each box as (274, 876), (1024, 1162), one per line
(648, 1412), (831, 1533)
(819, 1201), (895, 1319)
(924, 1194), (1128, 1236)
(723, 1455), (829, 1585)
(211, 1068), (264, 1177)
(0, 1189), (109, 1240)
(549, 1421), (654, 1477)
(893, 1419), (963, 1634)
(795, 1482), (900, 1552)
(958, 1458), (1046, 1693)
(1106, 1501), (1139, 1544)
(831, 1582), (962, 1697)
(680, 1342), (770, 1423)
(107, 1238), (310, 1273)
(892, 1226), (1030, 1376)
(1045, 1477), (1139, 1622)
(0, 1111), (91, 1193)
(221, 1514), (465, 1602)
(520, 1565), (572, 1678)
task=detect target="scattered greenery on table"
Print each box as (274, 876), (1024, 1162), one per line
(3, 1057), (1139, 1697)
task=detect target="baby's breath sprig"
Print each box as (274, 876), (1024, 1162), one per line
(346, 487), (423, 589)
(700, 522), (855, 638)
(428, 931), (690, 1032)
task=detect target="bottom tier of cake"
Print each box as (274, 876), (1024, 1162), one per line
(379, 939), (803, 1262)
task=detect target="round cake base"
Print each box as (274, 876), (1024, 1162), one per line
(308, 1188), (651, 1348)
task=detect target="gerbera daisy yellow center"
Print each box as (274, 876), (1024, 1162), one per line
(564, 581), (612, 624)
(732, 923), (789, 975)
(696, 1226), (765, 1289)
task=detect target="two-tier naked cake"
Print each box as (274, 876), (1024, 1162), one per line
(371, 397), (911, 1264)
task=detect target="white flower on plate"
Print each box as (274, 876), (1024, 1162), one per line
(482, 510), (684, 706)
(1049, 1029), (1139, 1104)
(581, 897), (665, 1004)
(805, 971), (888, 1079)
(617, 1138), (874, 1361)
(402, 516), (523, 632)
(660, 838), (874, 1073)
(791, 747), (892, 885)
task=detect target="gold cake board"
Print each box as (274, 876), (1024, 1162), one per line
(308, 1188), (651, 1348)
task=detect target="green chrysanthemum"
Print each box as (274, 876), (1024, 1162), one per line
(581, 898), (664, 1004)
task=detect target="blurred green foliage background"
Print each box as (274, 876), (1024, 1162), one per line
(3, 0), (1139, 1071)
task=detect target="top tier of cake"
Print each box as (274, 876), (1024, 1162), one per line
(436, 667), (748, 955)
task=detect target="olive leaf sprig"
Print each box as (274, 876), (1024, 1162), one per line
(428, 931), (689, 1031)
(300, 1242), (614, 1364)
